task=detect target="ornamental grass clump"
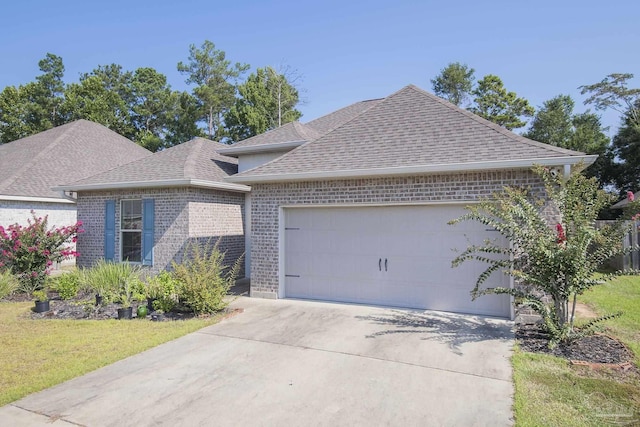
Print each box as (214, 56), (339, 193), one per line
(0, 268), (19, 299)
(0, 211), (83, 293)
(83, 260), (142, 306)
(172, 239), (242, 315)
(449, 165), (640, 346)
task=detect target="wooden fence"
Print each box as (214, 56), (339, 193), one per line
(595, 220), (640, 270)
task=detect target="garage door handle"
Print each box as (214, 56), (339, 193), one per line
(385, 258), (388, 271)
(379, 258), (382, 271)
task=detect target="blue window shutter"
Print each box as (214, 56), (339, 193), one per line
(142, 199), (154, 266)
(104, 200), (116, 261)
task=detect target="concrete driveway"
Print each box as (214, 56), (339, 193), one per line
(0, 298), (514, 426)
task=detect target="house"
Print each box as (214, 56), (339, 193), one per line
(54, 138), (249, 275)
(223, 85), (596, 319)
(0, 120), (151, 266)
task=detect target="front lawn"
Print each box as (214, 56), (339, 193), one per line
(0, 301), (221, 406)
(513, 275), (640, 426)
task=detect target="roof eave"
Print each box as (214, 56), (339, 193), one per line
(218, 140), (306, 157)
(0, 194), (76, 204)
(53, 179), (251, 193)
(226, 155), (598, 184)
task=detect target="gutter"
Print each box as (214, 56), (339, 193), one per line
(218, 140), (306, 157)
(0, 194), (76, 204)
(226, 155), (598, 184)
(53, 179), (251, 193)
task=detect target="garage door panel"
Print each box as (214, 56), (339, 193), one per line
(284, 205), (511, 318)
(285, 276), (311, 298)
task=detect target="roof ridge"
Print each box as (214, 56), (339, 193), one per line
(405, 85), (584, 156)
(234, 91), (397, 177)
(0, 121), (81, 192)
(305, 98), (382, 136)
(183, 138), (203, 179)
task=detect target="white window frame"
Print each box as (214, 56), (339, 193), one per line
(120, 199), (143, 264)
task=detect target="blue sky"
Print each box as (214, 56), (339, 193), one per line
(1, 0), (638, 136)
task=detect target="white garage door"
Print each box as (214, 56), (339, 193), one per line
(284, 205), (511, 318)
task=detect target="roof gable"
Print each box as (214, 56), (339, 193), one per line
(0, 120), (151, 199)
(229, 85), (593, 183)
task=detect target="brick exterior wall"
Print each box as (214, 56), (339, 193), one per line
(76, 187), (245, 276)
(249, 169), (547, 297)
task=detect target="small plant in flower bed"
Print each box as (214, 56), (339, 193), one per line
(172, 239), (242, 315)
(32, 289), (48, 302)
(0, 211), (83, 294)
(83, 260), (142, 305)
(146, 271), (180, 313)
(49, 270), (84, 300)
(0, 268), (19, 299)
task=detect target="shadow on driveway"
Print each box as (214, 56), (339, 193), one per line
(356, 309), (512, 355)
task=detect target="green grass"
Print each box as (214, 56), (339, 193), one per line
(513, 275), (640, 426)
(0, 301), (221, 406)
(581, 275), (640, 363)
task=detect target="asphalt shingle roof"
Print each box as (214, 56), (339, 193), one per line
(305, 98), (382, 134)
(221, 98), (382, 153)
(62, 137), (238, 188)
(227, 121), (322, 149)
(231, 85), (587, 180)
(0, 120), (151, 199)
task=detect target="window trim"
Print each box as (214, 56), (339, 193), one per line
(120, 199), (143, 264)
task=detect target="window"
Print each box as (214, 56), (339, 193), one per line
(121, 200), (142, 263)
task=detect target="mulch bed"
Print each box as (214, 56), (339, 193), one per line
(516, 323), (635, 366)
(8, 291), (238, 321)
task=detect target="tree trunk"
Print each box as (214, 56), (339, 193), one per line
(208, 106), (214, 139)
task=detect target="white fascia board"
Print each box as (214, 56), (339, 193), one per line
(227, 155), (598, 184)
(0, 194), (75, 204)
(218, 140), (305, 156)
(53, 179), (251, 193)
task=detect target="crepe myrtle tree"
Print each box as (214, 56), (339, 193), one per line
(0, 211), (83, 293)
(449, 165), (640, 346)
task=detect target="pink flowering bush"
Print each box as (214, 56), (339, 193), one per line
(0, 211), (83, 293)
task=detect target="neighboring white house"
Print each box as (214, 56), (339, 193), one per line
(0, 120), (151, 261)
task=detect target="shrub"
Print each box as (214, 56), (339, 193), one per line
(172, 239), (241, 315)
(32, 289), (48, 302)
(145, 271), (180, 313)
(0, 211), (82, 293)
(83, 260), (141, 306)
(50, 270), (83, 300)
(450, 165), (640, 346)
(0, 269), (19, 299)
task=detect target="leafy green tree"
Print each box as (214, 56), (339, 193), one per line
(471, 75), (534, 130)
(450, 165), (639, 346)
(34, 53), (65, 127)
(525, 95), (611, 184)
(0, 53), (66, 142)
(610, 101), (640, 193)
(130, 67), (174, 151)
(226, 66), (302, 141)
(177, 40), (249, 141)
(580, 73), (640, 128)
(164, 91), (203, 147)
(431, 62), (475, 107)
(0, 86), (34, 143)
(61, 76), (132, 137)
(78, 64), (135, 138)
(525, 95), (574, 147)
